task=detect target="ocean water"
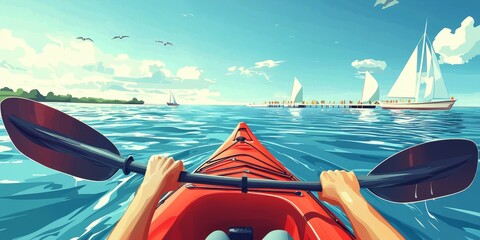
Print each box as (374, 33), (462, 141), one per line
(0, 103), (479, 240)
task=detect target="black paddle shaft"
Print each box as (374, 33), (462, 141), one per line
(2, 98), (477, 202)
(8, 114), (477, 196)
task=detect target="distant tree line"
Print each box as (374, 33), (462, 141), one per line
(0, 87), (144, 104)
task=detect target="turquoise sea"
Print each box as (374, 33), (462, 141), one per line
(0, 103), (479, 239)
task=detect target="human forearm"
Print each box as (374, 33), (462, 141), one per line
(341, 193), (404, 240)
(107, 156), (183, 240)
(319, 171), (404, 240)
(108, 183), (167, 240)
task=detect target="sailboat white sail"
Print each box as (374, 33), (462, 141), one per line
(381, 22), (455, 110)
(387, 47), (418, 99)
(430, 44), (450, 100)
(290, 77), (303, 103)
(170, 92), (177, 104)
(361, 71), (380, 103)
(423, 45), (434, 102)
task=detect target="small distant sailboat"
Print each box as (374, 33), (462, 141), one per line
(290, 77), (304, 104)
(285, 77), (305, 108)
(351, 71), (379, 108)
(166, 91), (179, 106)
(361, 71), (380, 103)
(381, 22), (455, 110)
(246, 77), (303, 108)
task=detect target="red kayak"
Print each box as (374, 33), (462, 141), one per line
(149, 122), (354, 239)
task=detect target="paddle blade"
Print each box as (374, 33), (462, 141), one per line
(367, 139), (478, 203)
(1, 97), (119, 180)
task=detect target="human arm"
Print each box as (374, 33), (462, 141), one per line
(319, 170), (405, 240)
(108, 155), (184, 240)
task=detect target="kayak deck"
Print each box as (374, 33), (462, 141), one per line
(149, 122), (354, 239)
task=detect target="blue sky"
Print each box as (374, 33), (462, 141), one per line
(0, 0), (479, 105)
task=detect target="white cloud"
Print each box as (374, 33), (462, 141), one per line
(0, 29), (36, 67)
(0, 29), (190, 80)
(176, 66), (202, 80)
(238, 67), (251, 75)
(160, 68), (173, 78)
(34, 41), (96, 68)
(139, 60), (167, 77)
(257, 72), (270, 80)
(432, 16), (480, 65)
(116, 54), (129, 60)
(254, 60), (284, 68)
(227, 60), (278, 81)
(204, 78), (216, 83)
(116, 88), (224, 105)
(374, 0), (399, 10)
(93, 55), (170, 78)
(110, 63), (133, 77)
(0, 29), (34, 54)
(0, 28), (218, 104)
(175, 89), (221, 105)
(0, 60), (25, 71)
(351, 58), (387, 71)
(237, 67), (269, 80)
(83, 62), (114, 75)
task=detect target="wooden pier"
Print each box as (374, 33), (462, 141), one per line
(247, 103), (377, 109)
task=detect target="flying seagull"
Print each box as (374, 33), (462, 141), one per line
(76, 37), (93, 42)
(112, 35), (129, 40)
(156, 40), (173, 46)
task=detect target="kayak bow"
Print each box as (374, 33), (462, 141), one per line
(149, 122), (355, 239)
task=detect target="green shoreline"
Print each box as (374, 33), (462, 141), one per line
(0, 87), (144, 104)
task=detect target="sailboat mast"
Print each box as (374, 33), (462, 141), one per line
(415, 20), (428, 102)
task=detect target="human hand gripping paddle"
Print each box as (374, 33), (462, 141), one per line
(0, 97), (477, 204)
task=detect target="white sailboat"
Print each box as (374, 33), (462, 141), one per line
(290, 77), (304, 104)
(361, 71), (380, 103)
(350, 71), (379, 108)
(285, 77), (306, 108)
(247, 77), (304, 107)
(166, 91), (179, 106)
(381, 22), (455, 110)
(356, 71), (380, 108)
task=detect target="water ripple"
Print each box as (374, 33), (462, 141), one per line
(0, 105), (478, 239)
